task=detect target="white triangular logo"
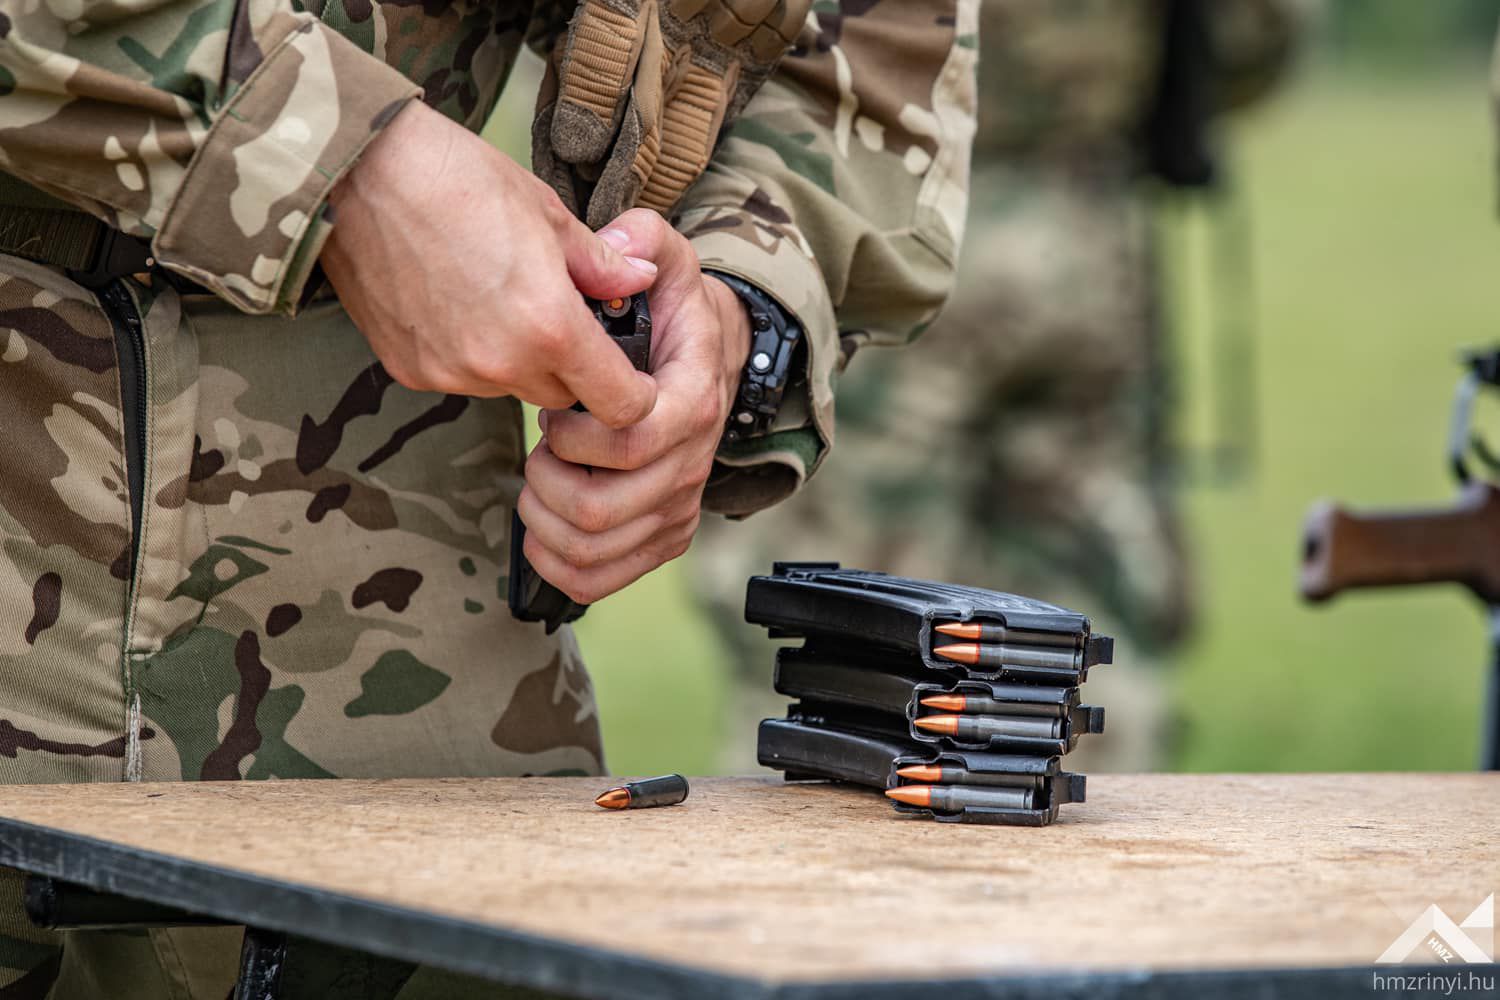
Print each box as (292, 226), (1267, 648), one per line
(1378, 896), (1495, 964)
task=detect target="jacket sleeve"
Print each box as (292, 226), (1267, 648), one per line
(676, 0), (978, 518)
(0, 1), (421, 314)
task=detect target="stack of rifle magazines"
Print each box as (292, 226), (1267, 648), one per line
(750, 564), (1112, 826)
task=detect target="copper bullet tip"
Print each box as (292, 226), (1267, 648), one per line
(919, 694), (966, 712)
(914, 715), (961, 736)
(895, 765), (943, 782)
(935, 622), (983, 640)
(594, 787), (631, 810)
(885, 785), (935, 807)
(933, 642), (981, 665)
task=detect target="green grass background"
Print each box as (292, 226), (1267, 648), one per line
(1170, 63), (1499, 771)
(489, 56), (1500, 776)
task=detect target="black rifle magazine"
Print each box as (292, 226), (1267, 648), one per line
(791, 696), (1096, 763)
(773, 644), (1097, 711)
(779, 702), (914, 758)
(756, 716), (915, 789)
(755, 717), (1085, 827)
(772, 645), (1093, 722)
(889, 750), (1086, 827)
(508, 292), (651, 632)
(769, 650), (1103, 755)
(772, 646), (931, 715)
(906, 683), (1105, 756)
(745, 563), (1113, 682)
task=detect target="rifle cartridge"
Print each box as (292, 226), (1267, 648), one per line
(934, 622), (1079, 647)
(885, 784), (1034, 812)
(920, 692), (1064, 716)
(593, 773), (689, 810)
(932, 642), (1081, 671)
(894, 765), (1044, 789)
(913, 714), (1061, 741)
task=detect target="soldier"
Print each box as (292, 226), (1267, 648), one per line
(0, 1), (976, 996)
(695, 0), (1300, 772)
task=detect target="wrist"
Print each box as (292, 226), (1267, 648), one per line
(327, 100), (438, 242)
(703, 270), (805, 443)
(332, 101), (406, 207)
(706, 273), (754, 395)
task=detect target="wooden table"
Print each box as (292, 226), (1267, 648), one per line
(0, 775), (1495, 998)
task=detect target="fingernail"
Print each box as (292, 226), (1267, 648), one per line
(537, 410), (549, 432)
(625, 256), (657, 275)
(598, 228), (630, 252)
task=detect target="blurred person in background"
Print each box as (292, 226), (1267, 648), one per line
(695, 0), (1302, 772)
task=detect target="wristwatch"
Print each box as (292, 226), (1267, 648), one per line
(706, 270), (804, 443)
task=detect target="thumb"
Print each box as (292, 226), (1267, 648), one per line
(591, 208), (702, 299)
(560, 216), (659, 301)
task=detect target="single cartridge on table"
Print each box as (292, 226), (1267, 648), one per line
(594, 773), (690, 810)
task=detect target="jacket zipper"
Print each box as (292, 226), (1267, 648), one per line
(99, 279), (147, 577)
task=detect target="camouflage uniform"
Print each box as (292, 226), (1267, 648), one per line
(695, 0), (1299, 773)
(0, 1), (976, 996)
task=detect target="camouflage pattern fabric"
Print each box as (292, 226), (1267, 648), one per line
(694, 0), (980, 513)
(0, 258), (607, 996)
(695, 0), (1301, 773)
(0, 0), (978, 516)
(0, 1), (975, 996)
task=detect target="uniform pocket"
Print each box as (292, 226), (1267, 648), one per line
(0, 255), (136, 784)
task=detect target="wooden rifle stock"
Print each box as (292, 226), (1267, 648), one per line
(1299, 482), (1500, 605)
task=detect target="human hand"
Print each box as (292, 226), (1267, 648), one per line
(321, 101), (659, 427)
(516, 209), (753, 604)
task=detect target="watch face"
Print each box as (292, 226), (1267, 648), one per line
(708, 271), (804, 442)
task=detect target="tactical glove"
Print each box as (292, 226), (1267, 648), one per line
(533, 0), (811, 229)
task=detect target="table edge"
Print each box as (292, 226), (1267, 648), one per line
(0, 815), (1489, 1000)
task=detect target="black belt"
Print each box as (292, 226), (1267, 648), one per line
(0, 173), (157, 288)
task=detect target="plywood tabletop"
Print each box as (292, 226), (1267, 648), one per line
(0, 774), (1495, 995)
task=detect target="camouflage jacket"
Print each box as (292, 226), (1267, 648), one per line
(0, 1), (978, 516)
(973, 0), (1297, 163)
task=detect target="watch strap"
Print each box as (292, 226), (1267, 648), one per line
(706, 270), (803, 443)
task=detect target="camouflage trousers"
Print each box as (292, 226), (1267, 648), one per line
(695, 161), (1192, 774)
(0, 256), (604, 998)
